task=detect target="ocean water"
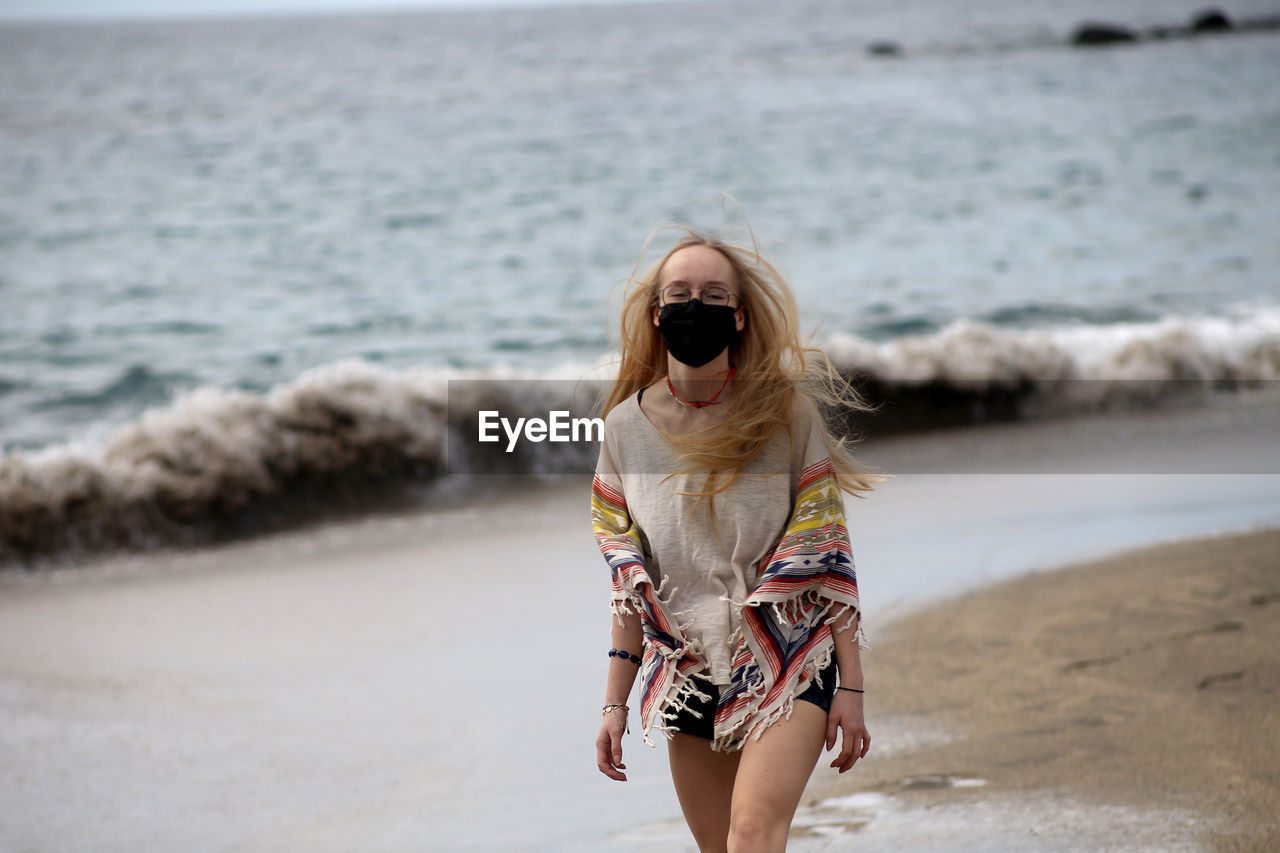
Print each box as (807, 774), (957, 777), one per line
(2, 0), (1279, 562)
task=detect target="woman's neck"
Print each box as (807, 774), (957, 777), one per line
(666, 353), (734, 405)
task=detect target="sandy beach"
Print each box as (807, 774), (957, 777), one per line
(1, 387), (1278, 851)
(801, 525), (1280, 853)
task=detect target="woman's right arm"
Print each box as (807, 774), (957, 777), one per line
(596, 609), (643, 781)
(591, 418), (649, 780)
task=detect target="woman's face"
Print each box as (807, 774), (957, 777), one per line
(651, 245), (747, 333)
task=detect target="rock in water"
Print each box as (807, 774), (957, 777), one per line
(1190, 9), (1233, 33)
(867, 41), (903, 58)
(1071, 23), (1139, 46)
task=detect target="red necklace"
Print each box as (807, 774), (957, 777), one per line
(666, 369), (736, 408)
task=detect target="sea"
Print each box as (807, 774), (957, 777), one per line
(2, 0), (1279, 565)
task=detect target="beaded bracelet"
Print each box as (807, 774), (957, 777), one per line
(608, 648), (642, 665)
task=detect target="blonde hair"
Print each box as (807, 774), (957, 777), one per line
(602, 226), (889, 512)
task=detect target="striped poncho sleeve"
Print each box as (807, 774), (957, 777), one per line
(590, 427), (711, 746)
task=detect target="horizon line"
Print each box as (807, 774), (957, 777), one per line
(0, 0), (674, 25)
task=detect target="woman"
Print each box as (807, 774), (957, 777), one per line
(590, 228), (887, 852)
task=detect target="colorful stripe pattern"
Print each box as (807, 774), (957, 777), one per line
(713, 457), (861, 750)
(591, 455), (862, 751)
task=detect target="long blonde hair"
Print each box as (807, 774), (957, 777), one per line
(602, 227), (889, 509)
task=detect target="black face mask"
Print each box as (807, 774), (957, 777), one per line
(657, 299), (740, 368)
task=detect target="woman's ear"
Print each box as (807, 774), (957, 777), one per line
(735, 307), (746, 332)
(652, 304), (661, 327)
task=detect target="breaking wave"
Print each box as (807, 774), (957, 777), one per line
(3, 309), (1278, 566)
(825, 307), (1280, 431)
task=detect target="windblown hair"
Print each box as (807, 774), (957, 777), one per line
(602, 227), (888, 510)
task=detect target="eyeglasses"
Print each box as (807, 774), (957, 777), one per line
(659, 284), (739, 307)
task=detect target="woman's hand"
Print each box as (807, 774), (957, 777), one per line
(826, 691), (870, 773)
(596, 709), (629, 781)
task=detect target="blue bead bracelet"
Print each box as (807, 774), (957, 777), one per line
(608, 648), (642, 665)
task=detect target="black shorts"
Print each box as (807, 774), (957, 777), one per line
(667, 658), (838, 741)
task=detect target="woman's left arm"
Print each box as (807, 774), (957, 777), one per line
(826, 604), (871, 773)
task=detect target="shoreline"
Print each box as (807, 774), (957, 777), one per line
(801, 524), (1280, 852)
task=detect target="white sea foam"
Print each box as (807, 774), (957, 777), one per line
(825, 304), (1280, 386)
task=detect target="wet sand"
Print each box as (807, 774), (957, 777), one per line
(804, 525), (1280, 852)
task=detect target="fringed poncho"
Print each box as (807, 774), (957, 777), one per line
(591, 389), (864, 752)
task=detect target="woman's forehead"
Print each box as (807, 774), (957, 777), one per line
(661, 245), (736, 284)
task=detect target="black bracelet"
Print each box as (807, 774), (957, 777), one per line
(608, 648), (642, 665)
(836, 686), (865, 694)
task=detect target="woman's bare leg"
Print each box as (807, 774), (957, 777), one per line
(668, 733), (742, 853)
(726, 702), (827, 853)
